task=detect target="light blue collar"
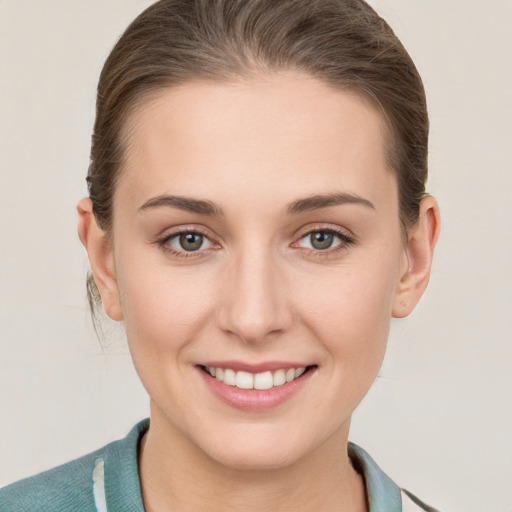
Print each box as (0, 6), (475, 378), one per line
(348, 442), (402, 512)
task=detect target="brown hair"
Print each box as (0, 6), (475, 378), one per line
(86, 0), (429, 312)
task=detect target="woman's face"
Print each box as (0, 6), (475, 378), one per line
(108, 73), (409, 469)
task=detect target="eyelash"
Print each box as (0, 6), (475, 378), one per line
(155, 226), (355, 259)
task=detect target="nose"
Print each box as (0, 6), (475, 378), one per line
(217, 247), (293, 345)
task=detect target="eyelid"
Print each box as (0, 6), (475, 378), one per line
(153, 223), (212, 240)
(293, 223), (356, 242)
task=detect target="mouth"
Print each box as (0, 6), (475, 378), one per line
(197, 362), (317, 411)
(198, 364), (317, 391)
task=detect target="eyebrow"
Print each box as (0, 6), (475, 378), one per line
(286, 193), (375, 215)
(138, 195), (223, 216)
(138, 192), (375, 217)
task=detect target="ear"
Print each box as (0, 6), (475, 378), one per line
(392, 195), (441, 318)
(77, 198), (124, 321)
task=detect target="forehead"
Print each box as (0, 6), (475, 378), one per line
(116, 72), (397, 214)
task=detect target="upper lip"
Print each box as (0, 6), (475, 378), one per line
(199, 360), (314, 373)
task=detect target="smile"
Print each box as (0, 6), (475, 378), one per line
(198, 363), (317, 411)
(203, 366), (308, 390)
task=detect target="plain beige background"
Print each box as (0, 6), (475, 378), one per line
(1, 1), (511, 510)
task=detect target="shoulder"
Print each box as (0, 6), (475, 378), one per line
(0, 419), (149, 512)
(0, 448), (103, 512)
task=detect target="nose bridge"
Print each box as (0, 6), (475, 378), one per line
(218, 242), (291, 343)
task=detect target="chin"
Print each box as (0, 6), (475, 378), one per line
(208, 442), (303, 471)
(194, 422), (326, 472)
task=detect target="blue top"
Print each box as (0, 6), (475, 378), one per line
(0, 419), (438, 512)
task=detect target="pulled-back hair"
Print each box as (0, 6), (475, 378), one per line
(86, 0), (429, 311)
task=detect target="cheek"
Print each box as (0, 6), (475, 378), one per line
(294, 251), (401, 367)
(116, 259), (220, 416)
(116, 256), (216, 359)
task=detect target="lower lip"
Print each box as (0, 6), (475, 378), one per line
(197, 367), (316, 411)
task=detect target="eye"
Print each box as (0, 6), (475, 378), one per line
(296, 229), (353, 251)
(165, 231), (213, 253)
(306, 231), (336, 250)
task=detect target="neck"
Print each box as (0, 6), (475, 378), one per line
(139, 403), (367, 512)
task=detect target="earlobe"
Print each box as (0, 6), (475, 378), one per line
(77, 198), (124, 321)
(392, 196), (441, 318)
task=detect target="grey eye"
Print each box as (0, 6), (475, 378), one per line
(297, 230), (348, 251)
(179, 233), (205, 251)
(309, 231), (334, 250)
(163, 230), (215, 255)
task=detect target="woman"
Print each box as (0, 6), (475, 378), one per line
(1, 0), (440, 510)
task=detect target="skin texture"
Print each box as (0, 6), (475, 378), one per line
(78, 72), (440, 512)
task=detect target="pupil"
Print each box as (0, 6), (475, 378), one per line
(180, 233), (203, 251)
(311, 232), (333, 250)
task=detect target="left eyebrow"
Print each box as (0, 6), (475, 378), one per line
(286, 193), (376, 215)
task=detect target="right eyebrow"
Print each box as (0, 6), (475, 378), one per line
(138, 195), (224, 216)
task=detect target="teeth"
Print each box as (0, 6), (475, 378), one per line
(273, 369), (286, 386)
(223, 368), (236, 386)
(254, 371), (273, 390)
(235, 371), (254, 389)
(207, 366), (308, 389)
